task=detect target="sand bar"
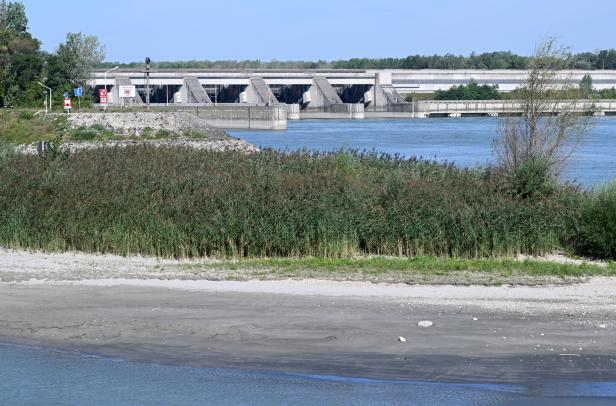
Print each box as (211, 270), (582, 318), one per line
(1, 249), (615, 383)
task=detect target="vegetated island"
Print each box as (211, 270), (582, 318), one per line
(0, 110), (614, 279)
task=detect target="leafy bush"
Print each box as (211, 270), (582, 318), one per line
(68, 124), (113, 141)
(505, 157), (556, 200)
(574, 181), (616, 259)
(155, 129), (172, 139)
(140, 127), (154, 138)
(18, 111), (35, 120)
(0, 148), (581, 259)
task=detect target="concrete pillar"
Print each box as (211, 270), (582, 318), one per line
(304, 77), (343, 110)
(181, 77), (212, 104)
(365, 72), (410, 111)
(240, 78), (278, 105)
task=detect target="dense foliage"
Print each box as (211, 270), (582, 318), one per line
(434, 81), (500, 100)
(102, 50), (616, 71)
(574, 181), (616, 259)
(0, 1), (103, 108)
(0, 1), (44, 107)
(0, 147), (584, 259)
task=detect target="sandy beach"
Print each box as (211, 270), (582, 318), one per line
(1, 249), (615, 383)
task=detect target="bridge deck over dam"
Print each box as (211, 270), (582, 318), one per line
(413, 100), (616, 118)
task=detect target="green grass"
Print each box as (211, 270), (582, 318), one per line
(0, 110), (61, 144)
(185, 256), (616, 279)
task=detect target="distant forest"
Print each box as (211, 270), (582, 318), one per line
(100, 50), (616, 70)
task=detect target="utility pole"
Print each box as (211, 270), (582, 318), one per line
(145, 57), (151, 109)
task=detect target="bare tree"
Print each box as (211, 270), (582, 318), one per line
(494, 39), (595, 175)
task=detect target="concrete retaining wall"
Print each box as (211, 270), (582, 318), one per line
(285, 104), (300, 120)
(302, 103), (364, 119)
(189, 105), (287, 130)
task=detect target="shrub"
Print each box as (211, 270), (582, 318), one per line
(68, 124), (113, 141)
(505, 157), (556, 200)
(574, 180), (616, 260)
(18, 111), (35, 120)
(155, 129), (172, 139)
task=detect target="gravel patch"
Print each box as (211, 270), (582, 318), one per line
(15, 139), (259, 155)
(65, 112), (229, 139)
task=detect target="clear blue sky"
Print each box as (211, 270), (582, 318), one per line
(20, 0), (616, 62)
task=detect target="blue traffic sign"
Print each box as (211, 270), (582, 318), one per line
(63, 92), (69, 98)
(74, 87), (83, 97)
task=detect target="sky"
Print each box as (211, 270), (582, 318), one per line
(20, 0), (616, 63)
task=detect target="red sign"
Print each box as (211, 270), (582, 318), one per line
(99, 88), (108, 105)
(63, 97), (72, 110)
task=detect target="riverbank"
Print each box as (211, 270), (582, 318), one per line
(1, 249), (615, 383)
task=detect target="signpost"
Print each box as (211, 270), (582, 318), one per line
(119, 85), (136, 98)
(99, 88), (108, 108)
(119, 85), (136, 108)
(73, 87), (83, 109)
(63, 92), (72, 113)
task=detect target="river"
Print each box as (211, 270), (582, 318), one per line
(2, 344), (615, 405)
(230, 117), (616, 187)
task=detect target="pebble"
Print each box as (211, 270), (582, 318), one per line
(398, 336), (407, 343)
(417, 320), (434, 328)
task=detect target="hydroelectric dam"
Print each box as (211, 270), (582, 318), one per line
(88, 69), (616, 129)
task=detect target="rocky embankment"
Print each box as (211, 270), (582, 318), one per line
(66, 112), (229, 139)
(17, 111), (259, 154)
(17, 139), (259, 155)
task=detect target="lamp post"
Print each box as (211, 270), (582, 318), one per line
(145, 57), (151, 110)
(36, 82), (52, 114)
(104, 66), (119, 107)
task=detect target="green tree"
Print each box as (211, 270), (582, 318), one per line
(46, 32), (105, 106)
(0, 1), (43, 107)
(0, 0), (27, 34)
(49, 32), (105, 88)
(579, 74), (593, 99)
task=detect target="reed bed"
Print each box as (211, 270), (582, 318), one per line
(0, 146), (583, 259)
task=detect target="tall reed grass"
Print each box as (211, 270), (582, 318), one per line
(0, 146), (583, 259)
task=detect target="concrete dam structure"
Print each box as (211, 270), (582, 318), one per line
(89, 69), (416, 118)
(88, 69), (616, 124)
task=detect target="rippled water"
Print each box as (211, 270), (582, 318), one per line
(1, 344), (615, 405)
(230, 117), (616, 187)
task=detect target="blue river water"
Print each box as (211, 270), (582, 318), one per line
(1, 344), (615, 405)
(230, 117), (616, 187)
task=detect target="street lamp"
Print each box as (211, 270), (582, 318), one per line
(104, 66), (119, 106)
(145, 57), (151, 109)
(37, 82), (52, 114)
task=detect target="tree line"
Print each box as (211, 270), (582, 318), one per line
(101, 50), (616, 71)
(0, 1), (104, 108)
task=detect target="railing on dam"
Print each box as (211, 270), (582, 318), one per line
(414, 100), (616, 117)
